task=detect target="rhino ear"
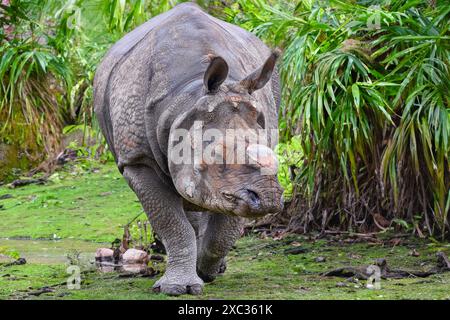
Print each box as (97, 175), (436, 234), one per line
(204, 56), (229, 94)
(240, 49), (281, 94)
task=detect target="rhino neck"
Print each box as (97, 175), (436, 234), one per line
(146, 78), (204, 177)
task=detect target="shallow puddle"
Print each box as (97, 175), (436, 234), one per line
(95, 260), (151, 274)
(0, 238), (108, 264)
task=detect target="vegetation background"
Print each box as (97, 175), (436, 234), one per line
(0, 0), (449, 241)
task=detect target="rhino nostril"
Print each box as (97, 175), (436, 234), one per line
(245, 189), (260, 205)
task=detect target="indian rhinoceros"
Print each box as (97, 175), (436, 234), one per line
(94, 2), (283, 295)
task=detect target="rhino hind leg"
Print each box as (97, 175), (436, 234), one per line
(196, 214), (243, 282)
(185, 211), (209, 251)
(186, 211), (227, 280)
(123, 165), (203, 296)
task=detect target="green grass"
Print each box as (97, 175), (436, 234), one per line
(0, 162), (449, 300)
(0, 162), (140, 242)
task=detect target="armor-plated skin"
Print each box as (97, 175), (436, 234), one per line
(94, 2), (283, 295)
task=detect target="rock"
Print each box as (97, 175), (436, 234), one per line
(336, 282), (348, 287)
(410, 249), (420, 257)
(122, 248), (149, 264)
(95, 248), (114, 261)
(315, 256), (326, 263)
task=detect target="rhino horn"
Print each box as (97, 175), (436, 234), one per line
(246, 144), (278, 172)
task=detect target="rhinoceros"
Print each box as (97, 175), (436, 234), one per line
(94, 2), (283, 295)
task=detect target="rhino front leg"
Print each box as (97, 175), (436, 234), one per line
(123, 165), (203, 295)
(197, 214), (243, 282)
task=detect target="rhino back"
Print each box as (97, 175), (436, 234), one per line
(94, 3), (277, 177)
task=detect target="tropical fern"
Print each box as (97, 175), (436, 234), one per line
(225, 0), (450, 238)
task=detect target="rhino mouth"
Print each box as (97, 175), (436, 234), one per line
(221, 189), (283, 218)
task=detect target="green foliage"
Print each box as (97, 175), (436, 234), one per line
(2, 0), (449, 239)
(225, 0), (450, 238)
(105, 0), (186, 34)
(63, 124), (114, 163)
(0, 0), (185, 181)
(0, 1), (74, 168)
(127, 213), (155, 248)
(276, 136), (303, 200)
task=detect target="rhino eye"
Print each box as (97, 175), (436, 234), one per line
(222, 192), (236, 202)
(257, 113), (265, 128)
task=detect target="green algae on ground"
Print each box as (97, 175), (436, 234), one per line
(0, 161), (449, 300)
(1, 236), (449, 300)
(0, 162), (140, 242)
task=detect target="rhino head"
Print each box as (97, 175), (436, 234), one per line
(168, 51), (283, 218)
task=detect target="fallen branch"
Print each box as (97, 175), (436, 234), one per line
(322, 252), (450, 280)
(8, 178), (47, 188)
(28, 287), (54, 296)
(2, 258), (27, 267)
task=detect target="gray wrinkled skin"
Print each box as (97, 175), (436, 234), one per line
(94, 2), (283, 296)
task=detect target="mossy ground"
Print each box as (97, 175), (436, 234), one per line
(0, 162), (449, 300)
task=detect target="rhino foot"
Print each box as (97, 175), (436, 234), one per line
(197, 270), (216, 283)
(152, 274), (204, 296)
(218, 259), (227, 274)
(197, 258), (227, 283)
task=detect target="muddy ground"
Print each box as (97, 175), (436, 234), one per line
(0, 162), (449, 300)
